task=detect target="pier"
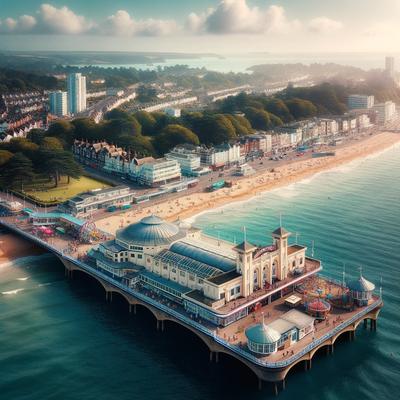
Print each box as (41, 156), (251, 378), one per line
(0, 218), (382, 394)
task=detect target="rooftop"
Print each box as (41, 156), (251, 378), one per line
(206, 270), (241, 286)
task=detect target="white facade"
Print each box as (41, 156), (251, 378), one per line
(373, 101), (396, 124)
(67, 73), (87, 114)
(318, 119), (339, 136)
(165, 108), (181, 117)
(348, 95), (375, 110)
(200, 143), (241, 167)
(165, 147), (201, 175)
(49, 91), (68, 116)
(129, 158), (182, 186)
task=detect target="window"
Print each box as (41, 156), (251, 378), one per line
(163, 265), (168, 270)
(292, 261), (296, 267)
(138, 254), (143, 259)
(171, 268), (176, 273)
(300, 257), (303, 264)
(236, 286), (240, 294)
(189, 274), (195, 281)
(230, 288), (235, 296)
(180, 271), (185, 277)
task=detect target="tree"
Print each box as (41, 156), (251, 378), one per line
(155, 125), (200, 154)
(47, 120), (75, 144)
(40, 150), (83, 186)
(263, 99), (294, 122)
(285, 98), (317, 119)
(71, 118), (98, 141)
(245, 107), (272, 130)
(134, 111), (157, 135)
(0, 150), (13, 166)
(41, 137), (64, 151)
(118, 135), (155, 157)
(193, 114), (237, 145)
(2, 152), (34, 189)
(27, 129), (46, 145)
(224, 115), (253, 136)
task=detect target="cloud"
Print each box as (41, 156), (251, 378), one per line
(101, 10), (178, 37)
(186, 0), (300, 34)
(308, 17), (343, 33)
(0, 15), (36, 33)
(37, 3), (92, 34)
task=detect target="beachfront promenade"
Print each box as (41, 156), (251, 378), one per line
(0, 218), (382, 393)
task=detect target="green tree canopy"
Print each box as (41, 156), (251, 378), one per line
(47, 120), (75, 144)
(0, 150), (13, 166)
(134, 111), (157, 135)
(2, 152), (35, 189)
(285, 98), (318, 119)
(118, 135), (155, 157)
(155, 124), (200, 154)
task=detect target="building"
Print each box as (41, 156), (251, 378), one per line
(373, 101), (396, 124)
(245, 310), (315, 355)
(347, 95), (375, 110)
(239, 133), (272, 158)
(67, 73), (87, 114)
(347, 274), (375, 307)
(199, 143), (241, 169)
(318, 119), (339, 136)
(88, 217), (321, 327)
(165, 145), (206, 176)
(129, 157), (181, 187)
(165, 108), (181, 117)
(385, 56), (395, 79)
(61, 186), (134, 217)
(49, 91), (68, 117)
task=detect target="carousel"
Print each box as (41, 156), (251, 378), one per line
(305, 298), (331, 320)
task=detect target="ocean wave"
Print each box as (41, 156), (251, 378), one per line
(16, 277), (29, 281)
(0, 253), (54, 270)
(1, 288), (25, 296)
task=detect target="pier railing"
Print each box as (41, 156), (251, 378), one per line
(0, 219), (383, 370)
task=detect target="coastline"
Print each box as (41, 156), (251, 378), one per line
(96, 131), (400, 235)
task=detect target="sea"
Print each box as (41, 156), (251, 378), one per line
(78, 52), (398, 73)
(1, 143), (400, 400)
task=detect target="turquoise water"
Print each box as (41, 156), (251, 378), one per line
(1, 144), (400, 399)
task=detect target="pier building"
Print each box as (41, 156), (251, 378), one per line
(88, 216), (319, 326)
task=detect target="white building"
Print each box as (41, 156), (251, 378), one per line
(348, 95), (375, 110)
(165, 108), (181, 118)
(49, 91), (68, 117)
(385, 56), (395, 79)
(373, 101), (396, 124)
(199, 143), (241, 168)
(129, 157), (181, 187)
(318, 119), (339, 136)
(67, 73), (87, 114)
(165, 146), (202, 176)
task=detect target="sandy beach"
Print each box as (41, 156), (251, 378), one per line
(95, 132), (400, 235)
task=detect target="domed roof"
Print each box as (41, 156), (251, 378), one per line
(117, 215), (186, 246)
(245, 323), (281, 345)
(307, 298), (331, 312)
(347, 275), (375, 292)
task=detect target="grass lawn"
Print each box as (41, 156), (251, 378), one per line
(24, 176), (111, 203)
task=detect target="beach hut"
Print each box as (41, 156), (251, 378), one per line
(347, 274), (375, 306)
(306, 298), (331, 320)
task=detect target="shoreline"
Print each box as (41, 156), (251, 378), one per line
(96, 131), (400, 235)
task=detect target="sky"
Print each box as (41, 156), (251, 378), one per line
(0, 0), (400, 53)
